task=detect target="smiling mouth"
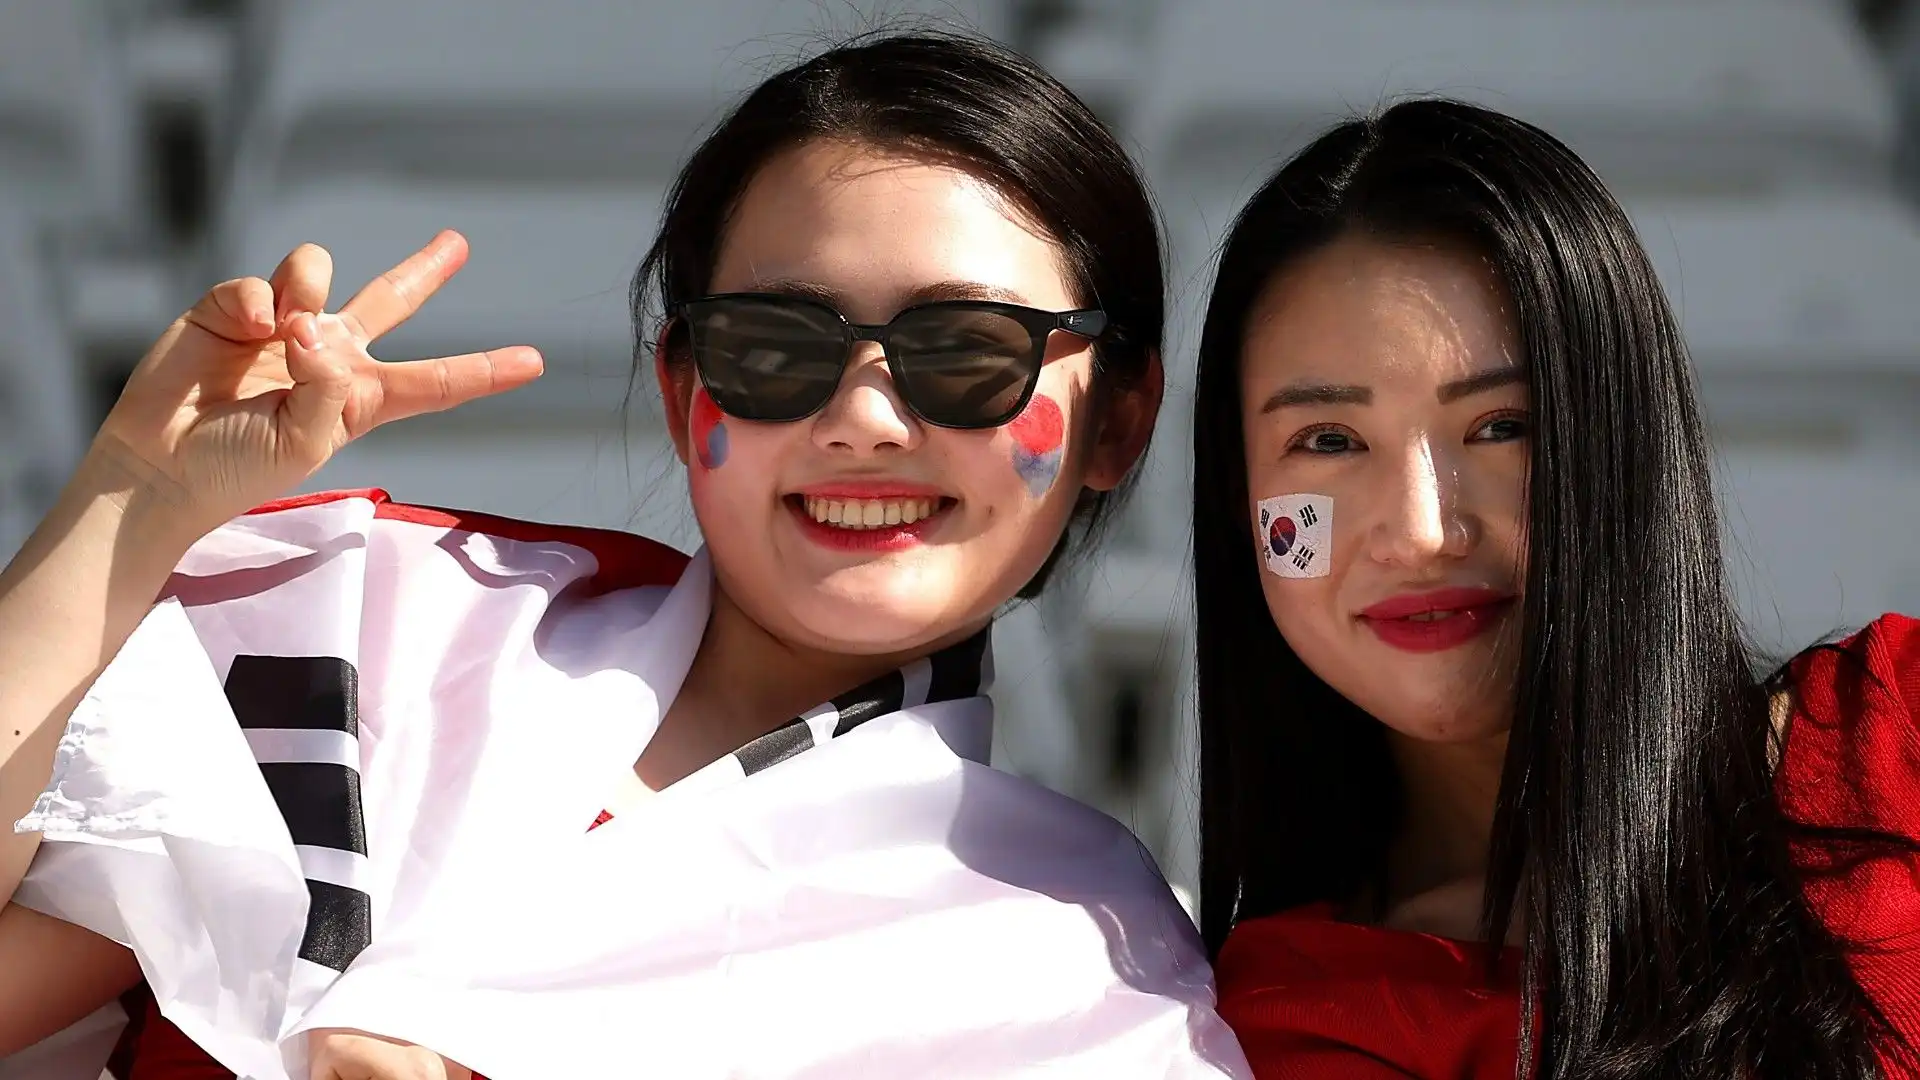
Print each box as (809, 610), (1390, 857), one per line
(793, 494), (954, 530)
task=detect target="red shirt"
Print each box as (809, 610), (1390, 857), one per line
(1217, 613), (1920, 1078)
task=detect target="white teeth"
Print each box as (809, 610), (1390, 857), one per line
(800, 496), (941, 530)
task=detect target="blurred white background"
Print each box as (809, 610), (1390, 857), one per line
(2, 0), (1916, 908)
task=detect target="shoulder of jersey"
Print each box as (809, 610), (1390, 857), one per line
(244, 488), (691, 594)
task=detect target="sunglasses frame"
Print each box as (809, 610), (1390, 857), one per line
(671, 292), (1110, 430)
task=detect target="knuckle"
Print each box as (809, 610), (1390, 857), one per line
(379, 268), (416, 304)
(204, 278), (246, 302)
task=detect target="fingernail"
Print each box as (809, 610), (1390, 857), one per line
(292, 313), (323, 350)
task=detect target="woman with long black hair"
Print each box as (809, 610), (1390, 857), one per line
(1191, 98), (1919, 1079)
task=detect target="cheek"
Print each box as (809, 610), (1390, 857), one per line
(1261, 570), (1346, 678)
(1003, 393), (1066, 498)
(690, 388), (730, 470)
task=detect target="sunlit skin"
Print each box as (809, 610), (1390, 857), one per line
(1238, 232), (1528, 937)
(646, 138), (1158, 788)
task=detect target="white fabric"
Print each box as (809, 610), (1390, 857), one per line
(7, 492), (1248, 1079)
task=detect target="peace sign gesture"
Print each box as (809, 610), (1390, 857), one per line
(93, 230), (542, 540)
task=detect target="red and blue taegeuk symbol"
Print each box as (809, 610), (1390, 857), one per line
(1006, 395), (1065, 496)
(1268, 515), (1297, 558)
(691, 388), (729, 469)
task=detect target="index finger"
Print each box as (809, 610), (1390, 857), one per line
(338, 230), (469, 341)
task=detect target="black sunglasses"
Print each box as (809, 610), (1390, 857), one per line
(672, 292), (1109, 429)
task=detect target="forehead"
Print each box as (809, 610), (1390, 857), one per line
(1240, 233), (1521, 391)
(710, 139), (1075, 316)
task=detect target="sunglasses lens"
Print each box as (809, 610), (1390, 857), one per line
(888, 307), (1040, 428)
(686, 298), (848, 421)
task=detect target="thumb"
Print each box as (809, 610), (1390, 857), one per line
(281, 311), (353, 457)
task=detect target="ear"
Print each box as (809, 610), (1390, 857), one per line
(655, 328), (694, 467)
(1081, 347), (1164, 493)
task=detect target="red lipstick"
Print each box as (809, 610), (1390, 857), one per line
(1358, 587), (1515, 653)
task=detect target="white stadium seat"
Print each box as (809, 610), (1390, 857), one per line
(1133, 0), (1897, 196)
(0, 200), (88, 561)
(1631, 190), (1920, 649)
(1633, 190), (1920, 372)
(0, 2), (140, 229)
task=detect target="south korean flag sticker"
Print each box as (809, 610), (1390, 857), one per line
(1258, 494), (1333, 579)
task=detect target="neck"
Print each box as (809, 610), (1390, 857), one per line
(1378, 726), (1509, 939)
(635, 579), (987, 790)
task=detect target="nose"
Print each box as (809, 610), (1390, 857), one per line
(809, 343), (921, 456)
(1367, 436), (1474, 568)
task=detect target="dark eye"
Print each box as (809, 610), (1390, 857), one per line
(1290, 426), (1364, 455)
(1471, 413), (1530, 443)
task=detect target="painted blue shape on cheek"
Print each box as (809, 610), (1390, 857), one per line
(700, 421), (730, 470)
(1012, 447), (1063, 498)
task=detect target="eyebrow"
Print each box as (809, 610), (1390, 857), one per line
(1437, 366), (1528, 404)
(1258, 367), (1528, 414)
(1258, 383), (1372, 412)
(738, 278), (1033, 315)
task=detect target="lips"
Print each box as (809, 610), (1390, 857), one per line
(1358, 586), (1516, 653)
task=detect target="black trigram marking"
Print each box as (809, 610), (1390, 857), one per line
(1260, 508), (1270, 529)
(1298, 504), (1319, 528)
(737, 721), (815, 775)
(223, 654), (370, 973)
(723, 627), (991, 779)
(1291, 547), (1317, 571)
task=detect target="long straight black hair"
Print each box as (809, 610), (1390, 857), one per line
(1193, 98), (1914, 1079)
(631, 31), (1165, 596)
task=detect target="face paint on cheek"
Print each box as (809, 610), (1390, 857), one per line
(691, 387), (730, 470)
(1257, 494), (1333, 578)
(1006, 393), (1065, 498)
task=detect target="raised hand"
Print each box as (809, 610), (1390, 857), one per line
(90, 230), (542, 540)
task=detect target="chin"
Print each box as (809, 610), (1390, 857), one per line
(1368, 699), (1512, 744)
(780, 580), (963, 657)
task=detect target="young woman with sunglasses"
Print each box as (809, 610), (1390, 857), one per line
(1190, 99), (1919, 1079)
(0, 33), (1248, 1080)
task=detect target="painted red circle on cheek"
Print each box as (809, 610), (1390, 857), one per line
(1007, 394), (1065, 455)
(691, 388), (724, 443)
